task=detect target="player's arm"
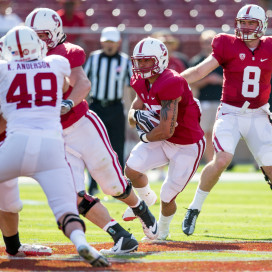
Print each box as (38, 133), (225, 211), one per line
(0, 114), (6, 134)
(66, 66), (91, 106)
(181, 55), (220, 84)
(146, 97), (181, 142)
(62, 76), (70, 93)
(128, 94), (145, 127)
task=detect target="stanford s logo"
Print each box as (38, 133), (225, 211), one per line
(160, 44), (167, 56)
(52, 15), (60, 27)
(239, 53), (245, 61)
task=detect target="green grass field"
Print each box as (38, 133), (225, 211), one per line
(6, 165), (271, 246)
(1, 165), (272, 272)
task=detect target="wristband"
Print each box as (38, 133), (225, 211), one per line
(133, 110), (138, 122)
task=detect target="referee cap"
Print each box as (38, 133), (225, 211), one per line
(100, 27), (121, 42)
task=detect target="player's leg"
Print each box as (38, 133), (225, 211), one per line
(34, 148), (109, 267)
(245, 110), (272, 188)
(71, 112), (158, 240)
(154, 138), (205, 240)
(64, 128), (138, 254)
(182, 108), (241, 236)
(0, 136), (51, 256)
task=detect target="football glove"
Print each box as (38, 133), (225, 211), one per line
(134, 110), (160, 132)
(136, 124), (149, 143)
(61, 99), (74, 115)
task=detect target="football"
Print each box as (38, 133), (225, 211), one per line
(138, 111), (160, 133)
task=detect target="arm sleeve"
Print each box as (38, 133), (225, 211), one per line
(69, 47), (86, 68)
(211, 34), (225, 65)
(157, 77), (183, 101)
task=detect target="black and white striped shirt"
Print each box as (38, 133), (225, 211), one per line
(84, 50), (132, 101)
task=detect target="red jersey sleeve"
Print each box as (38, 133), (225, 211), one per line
(211, 34), (225, 65)
(157, 75), (183, 101)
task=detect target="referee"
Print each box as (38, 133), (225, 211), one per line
(84, 27), (133, 194)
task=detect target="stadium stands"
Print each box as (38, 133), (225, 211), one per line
(9, 0), (270, 57)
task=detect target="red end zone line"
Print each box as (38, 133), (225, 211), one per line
(1, 241), (272, 256)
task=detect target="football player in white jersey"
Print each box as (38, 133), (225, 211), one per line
(0, 35), (53, 257)
(0, 26), (109, 267)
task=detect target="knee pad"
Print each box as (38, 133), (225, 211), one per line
(57, 213), (86, 235)
(113, 179), (132, 199)
(77, 191), (100, 216)
(0, 199), (23, 213)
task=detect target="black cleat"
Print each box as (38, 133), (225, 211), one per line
(132, 200), (158, 240)
(100, 234), (138, 254)
(182, 209), (200, 236)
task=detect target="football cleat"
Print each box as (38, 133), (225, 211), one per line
(182, 209), (200, 236)
(132, 200), (158, 240)
(7, 244), (52, 257)
(100, 234), (138, 255)
(158, 231), (170, 240)
(122, 207), (137, 222)
(78, 245), (110, 267)
(122, 190), (157, 222)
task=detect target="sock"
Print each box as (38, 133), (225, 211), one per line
(135, 185), (156, 206)
(188, 187), (209, 211)
(69, 229), (88, 250)
(105, 223), (130, 243)
(158, 213), (174, 233)
(102, 219), (117, 232)
(129, 197), (141, 208)
(3, 232), (21, 255)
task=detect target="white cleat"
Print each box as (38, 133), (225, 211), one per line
(7, 244), (52, 257)
(122, 190), (157, 222)
(122, 207), (136, 221)
(157, 231), (170, 240)
(78, 244), (110, 267)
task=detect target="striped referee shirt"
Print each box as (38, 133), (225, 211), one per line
(84, 50), (132, 101)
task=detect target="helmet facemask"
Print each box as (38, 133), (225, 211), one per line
(131, 56), (160, 79)
(235, 19), (264, 41)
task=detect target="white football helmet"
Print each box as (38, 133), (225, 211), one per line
(131, 37), (169, 79)
(235, 4), (268, 41)
(0, 35), (6, 60)
(25, 8), (66, 49)
(4, 26), (43, 62)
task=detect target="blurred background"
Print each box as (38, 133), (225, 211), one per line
(2, 0), (271, 57)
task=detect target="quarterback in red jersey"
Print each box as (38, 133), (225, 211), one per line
(0, 7), (159, 257)
(181, 4), (272, 236)
(123, 37), (205, 240)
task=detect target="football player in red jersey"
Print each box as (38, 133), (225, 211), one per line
(123, 37), (205, 240)
(181, 4), (272, 236)
(0, 7), (159, 256)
